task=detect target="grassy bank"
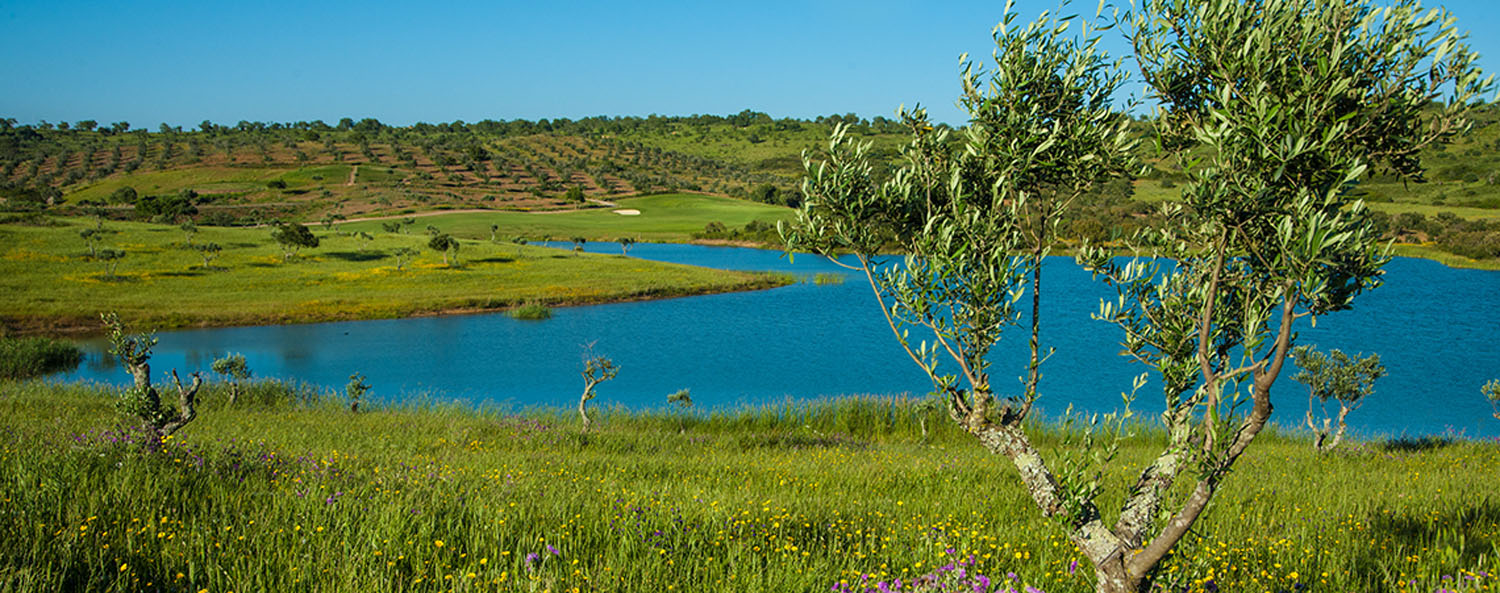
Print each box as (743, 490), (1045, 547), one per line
(0, 212), (790, 334)
(1, 380), (1496, 592)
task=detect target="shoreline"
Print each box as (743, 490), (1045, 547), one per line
(2, 272), (793, 338)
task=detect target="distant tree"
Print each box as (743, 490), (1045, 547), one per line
(667, 388), (693, 433)
(750, 183), (779, 204)
(79, 228), (101, 258)
(1292, 346), (1387, 452)
(210, 353), (250, 405)
(511, 236), (527, 258)
(109, 186), (138, 204)
(578, 343), (619, 433)
(489, 224), (499, 242)
(270, 222), (319, 262)
(266, 179), (288, 190)
(322, 212), (346, 231)
(570, 236), (586, 254)
(617, 237), (635, 256)
(392, 247), (417, 271)
(102, 312), (201, 446)
(76, 120), (98, 132)
(193, 242), (222, 268)
(97, 248), (125, 279)
(401, 217), (416, 234)
(427, 233), (460, 266)
(425, 224), (441, 236)
(355, 231), (374, 252)
(179, 221), (197, 245)
(565, 185), (585, 203)
(381, 221), (401, 233)
(346, 372), (370, 413)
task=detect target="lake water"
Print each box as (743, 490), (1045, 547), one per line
(55, 243), (1500, 438)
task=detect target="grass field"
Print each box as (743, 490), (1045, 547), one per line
(0, 208), (789, 334)
(340, 193), (795, 243)
(1, 380), (1495, 593)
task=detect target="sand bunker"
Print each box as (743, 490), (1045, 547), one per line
(613, 209), (641, 216)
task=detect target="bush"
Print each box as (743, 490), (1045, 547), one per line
(509, 302), (552, 320)
(0, 336), (84, 379)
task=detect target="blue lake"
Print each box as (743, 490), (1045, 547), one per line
(55, 243), (1500, 439)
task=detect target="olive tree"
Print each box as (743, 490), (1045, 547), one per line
(783, 1), (1488, 591)
(1290, 346), (1386, 452)
(392, 246), (417, 271)
(577, 343), (618, 433)
(346, 372), (370, 413)
(271, 222), (319, 262)
(102, 313), (201, 446)
(211, 353), (250, 405)
(618, 237), (635, 255)
(786, 6), (1135, 586)
(193, 242), (222, 268)
(1071, 1), (1486, 589)
(428, 233), (460, 266)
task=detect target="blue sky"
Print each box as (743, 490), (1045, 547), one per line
(2, 0), (1497, 128)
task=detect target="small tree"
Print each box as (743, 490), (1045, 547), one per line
(346, 372), (370, 413)
(271, 222), (319, 262)
(401, 217), (416, 234)
(428, 233), (460, 266)
(102, 312), (201, 445)
(193, 242), (222, 268)
(1291, 346), (1386, 452)
(179, 221), (197, 245)
(564, 185), (585, 203)
(392, 247), (416, 271)
(578, 343), (619, 433)
(381, 221), (401, 233)
(489, 223), (500, 242)
(511, 236), (528, 258)
(210, 353), (250, 405)
(80, 228), (100, 257)
(667, 388), (693, 433)
(355, 231), (374, 252)
(97, 248), (125, 279)
(1484, 379), (1500, 421)
(569, 236), (586, 254)
(618, 237), (635, 256)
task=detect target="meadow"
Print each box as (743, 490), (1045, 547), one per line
(0, 380), (1495, 593)
(0, 205), (789, 334)
(338, 193), (794, 244)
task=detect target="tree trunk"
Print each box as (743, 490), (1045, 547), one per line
(578, 392), (592, 432)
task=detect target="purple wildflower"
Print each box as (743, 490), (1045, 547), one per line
(546, 544), (560, 556)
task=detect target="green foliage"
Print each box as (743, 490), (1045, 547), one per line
(270, 222), (319, 261)
(0, 335), (83, 379)
(426, 233), (460, 265)
(346, 372), (370, 413)
(1291, 346), (1386, 406)
(667, 388), (693, 409)
(508, 302), (552, 320)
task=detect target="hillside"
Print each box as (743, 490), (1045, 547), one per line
(2, 107), (1499, 265)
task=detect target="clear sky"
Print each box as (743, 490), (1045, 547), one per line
(2, 0), (1497, 128)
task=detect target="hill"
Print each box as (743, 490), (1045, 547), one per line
(2, 107), (1499, 265)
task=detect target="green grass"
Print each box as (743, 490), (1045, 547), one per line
(65, 167), (290, 202)
(507, 302), (552, 320)
(0, 215), (789, 333)
(1, 380), (1496, 592)
(343, 193), (796, 243)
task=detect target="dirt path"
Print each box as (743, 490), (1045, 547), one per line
(346, 165), (359, 186)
